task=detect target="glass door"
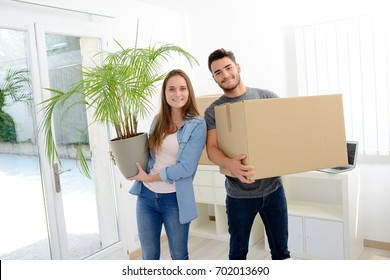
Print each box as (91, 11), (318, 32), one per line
(0, 27), (51, 259)
(34, 24), (120, 259)
(0, 22), (121, 260)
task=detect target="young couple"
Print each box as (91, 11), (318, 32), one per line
(122, 49), (291, 260)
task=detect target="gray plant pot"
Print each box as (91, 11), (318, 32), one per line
(109, 133), (149, 178)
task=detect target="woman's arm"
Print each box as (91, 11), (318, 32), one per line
(160, 119), (207, 183)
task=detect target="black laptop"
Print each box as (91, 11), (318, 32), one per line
(318, 141), (359, 174)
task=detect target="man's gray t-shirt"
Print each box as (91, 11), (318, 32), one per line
(204, 87), (283, 199)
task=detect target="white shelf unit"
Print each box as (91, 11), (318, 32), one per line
(190, 165), (263, 245)
(266, 168), (364, 259)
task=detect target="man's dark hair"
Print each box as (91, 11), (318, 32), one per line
(207, 48), (237, 72)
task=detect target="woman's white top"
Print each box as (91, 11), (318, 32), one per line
(144, 132), (178, 193)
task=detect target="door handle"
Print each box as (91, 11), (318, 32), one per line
(53, 163), (71, 193)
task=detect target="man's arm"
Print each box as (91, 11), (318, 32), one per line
(206, 128), (255, 183)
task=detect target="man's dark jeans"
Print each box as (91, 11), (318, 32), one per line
(226, 186), (291, 260)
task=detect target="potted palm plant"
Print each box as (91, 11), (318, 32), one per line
(40, 36), (198, 178)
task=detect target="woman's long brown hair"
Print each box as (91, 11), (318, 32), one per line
(147, 69), (200, 153)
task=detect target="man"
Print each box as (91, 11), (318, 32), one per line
(204, 48), (291, 260)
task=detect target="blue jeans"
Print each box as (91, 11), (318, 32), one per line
(136, 185), (190, 260)
(226, 186), (290, 260)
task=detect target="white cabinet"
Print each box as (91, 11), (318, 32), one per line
(190, 165), (263, 245)
(305, 217), (344, 259)
(288, 215), (344, 259)
(266, 168), (364, 259)
(288, 215), (304, 255)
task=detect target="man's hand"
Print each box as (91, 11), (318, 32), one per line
(227, 154), (255, 183)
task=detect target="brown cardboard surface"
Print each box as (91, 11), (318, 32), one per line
(215, 94), (348, 179)
(195, 94), (221, 165)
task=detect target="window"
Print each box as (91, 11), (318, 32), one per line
(295, 13), (390, 155)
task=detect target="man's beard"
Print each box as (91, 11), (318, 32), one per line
(218, 75), (241, 92)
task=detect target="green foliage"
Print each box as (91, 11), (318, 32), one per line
(0, 67), (31, 143)
(0, 113), (17, 143)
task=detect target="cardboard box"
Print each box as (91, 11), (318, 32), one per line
(215, 94), (348, 179)
(195, 94), (221, 165)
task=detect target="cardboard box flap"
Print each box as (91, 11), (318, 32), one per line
(196, 94), (222, 115)
(195, 94), (222, 165)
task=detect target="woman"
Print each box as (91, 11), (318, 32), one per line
(129, 69), (206, 260)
